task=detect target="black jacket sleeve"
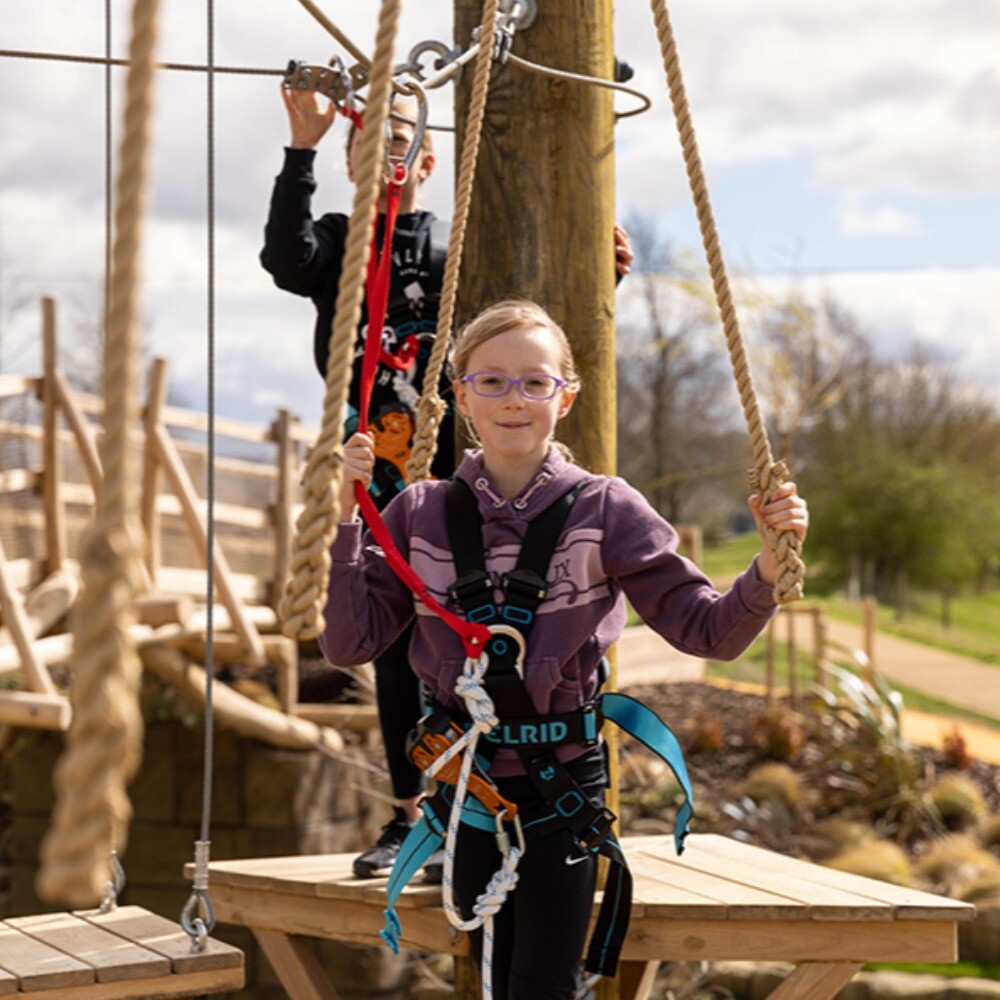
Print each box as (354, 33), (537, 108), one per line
(260, 147), (346, 298)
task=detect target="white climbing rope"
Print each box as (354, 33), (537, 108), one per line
(427, 640), (525, 1000)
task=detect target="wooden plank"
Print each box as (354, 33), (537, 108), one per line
(8, 911), (169, 982)
(689, 834), (976, 920)
(626, 848), (806, 919)
(77, 906), (242, 975)
(207, 882), (465, 956)
(618, 916), (957, 964)
(17, 965), (245, 999)
(0, 921), (94, 990)
(0, 962), (17, 995)
(205, 855), (355, 895)
(0, 568), (79, 650)
(766, 962), (863, 1000)
(632, 837), (895, 920)
(253, 929), (341, 1000)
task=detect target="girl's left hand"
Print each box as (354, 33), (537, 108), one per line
(748, 482), (809, 585)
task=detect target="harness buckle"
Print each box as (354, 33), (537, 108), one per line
(578, 806), (617, 852)
(449, 570), (494, 605)
(500, 568), (547, 607)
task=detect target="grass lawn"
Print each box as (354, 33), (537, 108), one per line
(702, 533), (1000, 667)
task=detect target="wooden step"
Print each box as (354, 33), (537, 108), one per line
(0, 906), (243, 998)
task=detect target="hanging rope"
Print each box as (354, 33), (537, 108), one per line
(405, 0), (501, 484)
(649, 0), (804, 604)
(37, 0), (159, 907)
(280, 0), (404, 641)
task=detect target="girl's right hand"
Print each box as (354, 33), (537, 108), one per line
(339, 432), (375, 521)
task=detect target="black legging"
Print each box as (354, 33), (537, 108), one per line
(373, 623), (425, 801)
(453, 748), (607, 1000)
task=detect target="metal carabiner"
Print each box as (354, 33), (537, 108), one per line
(494, 808), (526, 857)
(384, 79), (429, 185)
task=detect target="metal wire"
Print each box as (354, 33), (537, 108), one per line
(506, 52), (652, 119)
(0, 46), (283, 76)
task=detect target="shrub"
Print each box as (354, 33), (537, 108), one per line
(915, 834), (1000, 896)
(928, 774), (987, 831)
(825, 840), (912, 886)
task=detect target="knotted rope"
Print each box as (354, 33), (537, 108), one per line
(430, 653), (522, 1000)
(280, 0), (403, 640)
(37, 0), (159, 906)
(405, 0), (501, 484)
(649, 0), (804, 603)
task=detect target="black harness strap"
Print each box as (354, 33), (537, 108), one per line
(442, 476), (633, 977)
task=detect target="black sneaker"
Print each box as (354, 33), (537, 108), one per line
(422, 848), (444, 885)
(353, 807), (414, 879)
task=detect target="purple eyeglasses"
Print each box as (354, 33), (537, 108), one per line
(460, 370), (569, 401)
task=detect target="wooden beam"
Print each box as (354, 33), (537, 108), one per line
(0, 535), (56, 696)
(766, 962), (863, 1000)
(140, 644), (344, 754)
(0, 690), (71, 730)
(618, 960), (660, 1000)
(52, 370), (103, 491)
(253, 929), (340, 1000)
(269, 407), (297, 614)
(142, 358), (169, 585)
(151, 422), (267, 667)
(40, 297), (68, 574)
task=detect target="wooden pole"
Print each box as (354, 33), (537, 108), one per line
(40, 297), (68, 574)
(453, 3), (618, 996)
(269, 407), (297, 612)
(142, 357), (169, 583)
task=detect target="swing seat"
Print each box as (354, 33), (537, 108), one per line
(0, 906), (243, 998)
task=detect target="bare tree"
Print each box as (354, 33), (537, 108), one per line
(616, 215), (744, 527)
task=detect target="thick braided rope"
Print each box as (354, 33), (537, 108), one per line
(405, 0), (501, 484)
(279, 0), (402, 640)
(37, 0), (158, 907)
(649, 0), (804, 603)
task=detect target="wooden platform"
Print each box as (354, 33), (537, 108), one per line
(200, 833), (974, 1000)
(0, 906), (243, 998)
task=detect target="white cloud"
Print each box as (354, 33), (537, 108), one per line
(836, 204), (924, 238)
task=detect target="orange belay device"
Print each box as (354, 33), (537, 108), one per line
(407, 711), (519, 820)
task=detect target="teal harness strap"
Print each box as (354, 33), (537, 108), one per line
(599, 691), (694, 854)
(381, 813), (445, 953)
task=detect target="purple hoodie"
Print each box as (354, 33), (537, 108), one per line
(321, 446), (777, 775)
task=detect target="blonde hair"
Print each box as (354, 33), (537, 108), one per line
(346, 94), (434, 158)
(450, 300), (580, 461)
(450, 299), (579, 385)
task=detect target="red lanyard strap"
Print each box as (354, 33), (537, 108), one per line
(353, 173), (491, 660)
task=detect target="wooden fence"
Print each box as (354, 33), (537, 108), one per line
(0, 296), (373, 741)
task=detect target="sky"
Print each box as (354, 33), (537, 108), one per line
(1, 0), (998, 431)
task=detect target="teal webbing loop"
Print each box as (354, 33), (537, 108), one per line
(381, 814), (443, 952)
(599, 691), (694, 853)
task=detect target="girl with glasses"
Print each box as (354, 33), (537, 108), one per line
(324, 299), (808, 999)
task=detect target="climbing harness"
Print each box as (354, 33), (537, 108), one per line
(380, 477), (695, 982)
